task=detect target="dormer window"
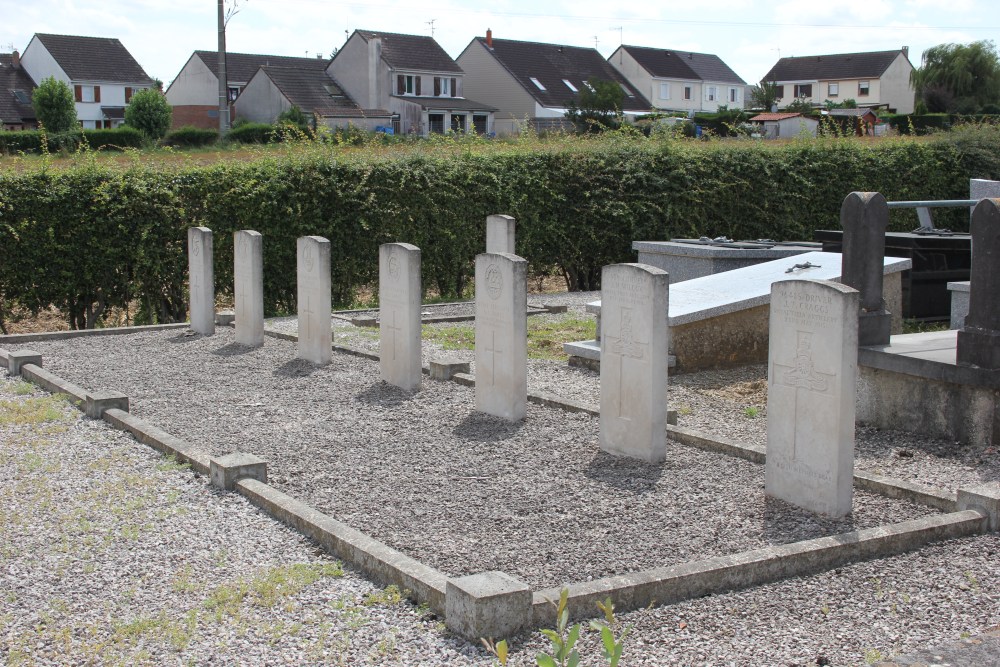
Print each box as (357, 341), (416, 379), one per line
(563, 79), (577, 92)
(529, 77), (546, 91)
(228, 86), (240, 102)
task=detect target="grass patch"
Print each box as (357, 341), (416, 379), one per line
(0, 395), (73, 425)
(203, 562), (345, 620)
(421, 314), (596, 361)
(11, 381), (36, 396)
(902, 318), (950, 334)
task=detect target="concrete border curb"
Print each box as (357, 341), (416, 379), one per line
(20, 364), (87, 404)
(0, 322), (189, 345)
(102, 408), (212, 475)
(531, 510), (987, 623)
(235, 478), (449, 615)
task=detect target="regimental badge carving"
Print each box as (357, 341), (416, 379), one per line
(781, 331), (830, 392)
(486, 264), (503, 300)
(303, 242), (315, 273)
(192, 234), (201, 257)
(388, 254), (400, 281)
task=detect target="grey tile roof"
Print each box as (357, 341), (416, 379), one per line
(195, 51), (328, 84)
(473, 37), (651, 111)
(33, 33), (153, 84)
(761, 50), (903, 82)
(0, 54), (37, 124)
(355, 30), (462, 74)
(259, 66), (390, 118)
(392, 95), (496, 112)
(619, 45), (745, 84)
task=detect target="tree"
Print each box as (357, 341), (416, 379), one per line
(749, 80), (780, 110)
(124, 88), (172, 140)
(565, 78), (625, 132)
(783, 97), (814, 113)
(911, 40), (1000, 113)
(32, 76), (77, 132)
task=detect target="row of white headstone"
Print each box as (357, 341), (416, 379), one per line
(189, 218), (857, 518)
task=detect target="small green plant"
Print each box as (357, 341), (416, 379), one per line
(864, 647), (884, 664)
(743, 406), (760, 418)
(482, 638), (509, 665)
(532, 589), (631, 667)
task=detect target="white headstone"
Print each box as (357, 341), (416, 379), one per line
(475, 252), (528, 421)
(234, 230), (264, 348)
(599, 263), (670, 463)
(297, 236), (331, 364)
(380, 243), (422, 390)
(765, 279), (858, 517)
(188, 226), (215, 335)
(486, 215), (516, 254)
(970, 178), (1000, 202)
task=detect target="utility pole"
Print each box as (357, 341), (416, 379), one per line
(217, 0), (229, 134)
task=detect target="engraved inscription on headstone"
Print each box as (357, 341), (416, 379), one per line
(475, 252), (527, 421)
(599, 263), (669, 463)
(188, 227), (215, 335)
(379, 243), (422, 390)
(765, 279), (858, 517)
(297, 236), (331, 365)
(234, 230), (264, 348)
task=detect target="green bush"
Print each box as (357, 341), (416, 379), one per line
(225, 122), (278, 144)
(1, 128), (999, 329)
(162, 126), (219, 147)
(124, 89), (173, 140)
(81, 127), (145, 150)
(0, 127), (145, 154)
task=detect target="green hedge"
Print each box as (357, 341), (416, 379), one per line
(225, 122), (278, 144)
(0, 127), (145, 154)
(162, 126), (219, 147)
(883, 114), (1000, 135)
(2, 129), (999, 328)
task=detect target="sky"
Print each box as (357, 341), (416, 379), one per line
(3, 0), (999, 88)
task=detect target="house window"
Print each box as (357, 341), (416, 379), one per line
(828, 82), (839, 97)
(793, 84), (812, 98)
(428, 113), (444, 134)
(683, 86), (692, 100)
(706, 86), (717, 102)
(776, 85), (785, 99)
(397, 75), (420, 96)
(472, 114), (489, 135)
(563, 79), (578, 92)
(433, 77), (457, 97)
(583, 81), (595, 93)
(74, 85), (101, 103)
(451, 114), (466, 132)
(659, 83), (670, 100)
(729, 87), (739, 103)
(620, 83), (634, 98)
(529, 77), (546, 91)
(858, 80), (870, 96)
(13, 90), (30, 104)
(228, 86), (240, 102)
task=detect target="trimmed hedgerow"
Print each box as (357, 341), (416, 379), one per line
(1, 129), (999, 328)
(162, 126), (219, 148)
(0, 127), (145, 155)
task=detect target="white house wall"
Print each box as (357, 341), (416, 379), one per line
(457, 40), (537, 135)
(879, 54), (915, 113)
(20, 36), (68, 87)
(328, 34), (376, 109)
(233, 72), (289, 123)
(165, 55), (218, 106)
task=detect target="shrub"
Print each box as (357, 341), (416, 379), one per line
(32, 77), (77, 133)
(162, 126), (219, 148)
(124, 89), (172, 140)
(225, 122), (277, 144)
(0, 127), (144, 154)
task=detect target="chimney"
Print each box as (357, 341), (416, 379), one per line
(902, 46), (909, 59)
(11, 49), (19, 68)
(486, 28), (493, 49)
(368, 37), (381, 109)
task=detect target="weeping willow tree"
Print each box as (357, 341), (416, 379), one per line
(911, 40), (1000, 113)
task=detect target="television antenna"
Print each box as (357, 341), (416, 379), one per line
(426, 19), (436, 37)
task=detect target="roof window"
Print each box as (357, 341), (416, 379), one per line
(562, 79), (578, 92)
(13, 90), (30, 104)
(529, 77), (546, 91)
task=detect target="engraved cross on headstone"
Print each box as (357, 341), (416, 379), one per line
(300, 292), (314, 336)
(772, 330), (835, 460)
(384, 308), (403, 361)
(603, 308), (648, 420)
(482, 330), (504, 386)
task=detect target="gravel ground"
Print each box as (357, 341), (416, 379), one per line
(2, 373), (999, 666)
(5, 327), (934, 591)
(3, 292), (1000, 666)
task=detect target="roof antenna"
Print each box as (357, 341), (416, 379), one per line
(426, 18), (436, 37)
(593, 35), (599, 49)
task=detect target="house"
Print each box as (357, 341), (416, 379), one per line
(19, 33), (155, 129)
(165, 51), (329, 129)
(748, 112), (819, 139)
(456, 31), (652, 135)
(0, 51), (37, 130)
(327, 30), (495, 136)
(234, 65), (392, 131)
(608, 45), (747, 112)
(760, 48), (915, 114)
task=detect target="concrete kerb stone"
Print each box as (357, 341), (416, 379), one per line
(84, 391), (129, 419)
(7, 350), (42, 376)
(957, 483), (1000, 531)
(210, 452), (268, 490)
(532, 510), (987, 624)
(429, 357), (470, 381)
(19, 364), (87, 404)
(446, 571), (533, 641)
(235, 477), (450, 615)
(0, 323), (189, 345)
(0, 348), (9, 370)
(216, 311), (236, 327)
(102, 409), (212, 475)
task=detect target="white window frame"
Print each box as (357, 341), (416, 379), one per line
(563, 79), (578, 92)
(659, 82), (670, 100)
(529, 77), (546, 91)
(793, 83), (812, 98)
(404, 75), (415, 95)
(440, 77), (451, 96)
(828, 82), (839, 97)
(858, 80), (870, 96)
(729, 87), (738, 103)
(706, 86), (717, 102)
(80, 85), (96, 103)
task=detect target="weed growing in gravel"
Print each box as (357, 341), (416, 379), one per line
(863, 647), (884, 664)
(362, 584), (406, 607)
(963, 571), (980, 591)
(677, 404), (693, 416)
(156, 454), (191, 472)
(11, 381), (35, 396)
(743, 406), (760, 419)
(0, 395), (72, 425)
(422, 315), (598, 361)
